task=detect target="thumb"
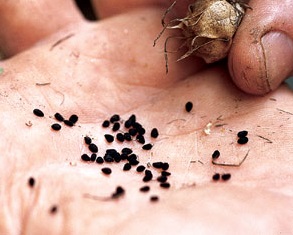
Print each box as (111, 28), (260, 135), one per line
(228, 0), (293, 95)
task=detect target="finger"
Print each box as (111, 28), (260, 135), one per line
(229, 0), (293, 95)
(0, 0), (83, 57)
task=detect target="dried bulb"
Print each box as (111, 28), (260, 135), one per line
(154, 0), (251, 72)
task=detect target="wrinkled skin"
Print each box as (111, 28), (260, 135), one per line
(0, 0), (293, 234)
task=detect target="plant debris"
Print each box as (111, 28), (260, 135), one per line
(154, 0), (251, 72)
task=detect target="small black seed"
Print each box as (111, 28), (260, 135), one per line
(160, 182), (170, 188)
(143, 170), (153, 182)
(90, 153), (97, 162)
(132, 122), (142, 130)
(152, 162), (163, 169)
(112, 122), (120, 132)
(50, 205), (58, 214)
(136, 165), (146, 172)
(104, 134), (114, 143)
(101, 167), (112, 175)
(81, 154), (91, 162)
(120, 153), (128, 160)
(139, 186), (150, 192)
(84, 136), (92, 145)
(33, 108), (44, 117)
(157, 176), (167, 183)
(89, 143), (98, 153)
(112, 186), (125, 198)
(127, 154), (137, 162)
(113, 154), (121, 163)
(69, 114), (78, 124)
(96, 156), (104, 164)
(51, 123), (61, 131)
(121, 147), (133, 155)
(137, 127), (146, 135)
(63, 120), (74, 127)
(162, 163), (169, 171)
(161, 171), (171, 177)
(128, 128), (138, 136)
(110, 114), (120, 123)
(116, 133), (125, 142)
(54, 112), (64, 122)
(237, 136), (249, 145)
(125, 114), (136, 127)
(104, 154), (114, 163)
(237, 130), (248, 138)
(106, 149), (118, 155)
(151, 128), (159, 138)
(145, 169), (152, 176)
(129, 159), (139, 166)
(185, 101), (193, 112)
(150, 195), (159, 202)
(124, 133), (132, 141)
(142, 143), (153, 150)
(221, 173), (231, 181)
(123, 163), (132, 171)
(212, 173), (220, 181)
(124, 120), (132, 129)
(102, 120), (110, 128)
(28, 177), (35, 188)
(212, 150), (220, 159)
(136, 135), (145, 144)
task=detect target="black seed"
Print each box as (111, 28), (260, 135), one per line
(112, 122), (120, 132)
(221, 173), (231, 181)
(129, 159), (139, 166)
(124, 133), (132, 141)
(128, 128), (138, 136)
(54, 112), (64, 122)
(110, 114), (120, 123)
(142, 143), (153, 150)
(28, 177), (35, 188)
(101, 167), (112, 175)
(116, 133), (125, 142)
(120, 153), (128, 160)
(237, 130), (248, 138)
(212, 150), (220, 159)
(143, 170), (153, 182)
(151, 128), (159, 138)
(102, 120), (110, 128)
(139, 186), (150, 192)
(63, 120), (74, 127)
(162, 163), (169, 171)
(136, 165), (146, 172)
(106, 149), (118, 155)
(123, 163), (131, 171)
(112, 186), (125, 199)
(127, 153), (137, 161)
(152, 162), (163, 169)
(84, 136), (92, 145)
(160, 182), (170, 188)
(137, 127), (146, 135)
(113, 154), (121, 163)
(157, 175), (167, 183)
(237, 136), (249, 145)
(50, 205), (58, 214)
(132, 122), (142, 130)
(89, 143), (98, 153)
(69, 114), (78, 124)
(185, 101), (193, 112)
(125, 114), (136, 128)
(136, 135), (145, 144)
(90, 153), (97, 162)
(104, 154), (114, 163)
(121, 147), (133, 155)
(51, 123), (61, 131)
(161, 171), (171, 176)
(81, 154), (90, 161)
(33, 108), (44, 117)
(212, 173), (220, 181)
(96, 156), (104, 164)
(150, 195), (159, 202)
(161, 171), (171, 177)
(104, 134), (114, 143)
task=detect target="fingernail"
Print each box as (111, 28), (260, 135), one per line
(261, 31), (293, 92)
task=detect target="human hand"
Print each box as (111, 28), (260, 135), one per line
(0, 0), (293, 234)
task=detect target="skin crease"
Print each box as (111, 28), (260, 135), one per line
(0, 1), (293, 234)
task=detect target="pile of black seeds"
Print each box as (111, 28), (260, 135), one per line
(78, 113), (171, 202)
